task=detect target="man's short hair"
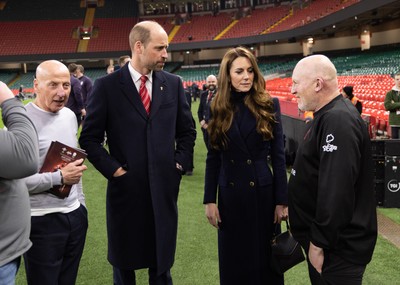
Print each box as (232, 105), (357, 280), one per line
(118, 55), (130, 66)
(68, 63), (78, 73)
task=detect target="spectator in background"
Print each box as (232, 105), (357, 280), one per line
(204, 47), (288, 285)
(190, 82), (200, 102)
(66, 73), (86, 126)
(17, 85), (25, 100)
(106, 64), (114, 74)
(384, 72), (400, 139)
(197, 74), (217, 149)
(68, 63), (93, 109)
(23, 60), (88, 285)
(184, 86), (191, 108)
(118, 55), (131, 68)
(289, 55), (377, 285)
(79, 21), (196, 285)
(0, 81), (39, 285)
(342, 85), (362, 114)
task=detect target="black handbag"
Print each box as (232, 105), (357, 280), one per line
(270, 220), (305, 274)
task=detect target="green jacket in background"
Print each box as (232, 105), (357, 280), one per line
(384, 88), (400, 126)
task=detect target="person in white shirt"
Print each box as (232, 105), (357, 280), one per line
(23, 60), (88, 285)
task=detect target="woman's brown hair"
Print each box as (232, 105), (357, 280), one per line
(208, 46), (276, 150)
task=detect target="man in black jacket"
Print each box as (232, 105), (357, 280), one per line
(197, 74), (217, 149)
(288, 55), (377, 285)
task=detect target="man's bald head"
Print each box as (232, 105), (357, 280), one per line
(206, 75), (218, 91)
(291, 55), (339, 112)
(34, 60), (71, 113)
(207, 75), (217, 82)
(295, 54), (337, 84)
(36, 60), (70, 80)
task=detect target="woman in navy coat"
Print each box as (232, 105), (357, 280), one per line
(204, 47), (288, 285)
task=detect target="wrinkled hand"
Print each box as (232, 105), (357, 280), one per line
(205, 203), (221, 229)
(60, 159), (87, 185)
(309, 242), (324, 273)
(274, 205), (288, 224)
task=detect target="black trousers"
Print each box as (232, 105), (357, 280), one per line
(113, 267), (173, 285)
(24, 205), (88, 285)
(307, 251), (366, 285)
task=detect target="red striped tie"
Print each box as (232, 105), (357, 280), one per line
(207, 91), (213, 102)
(140, 75), (151, 115)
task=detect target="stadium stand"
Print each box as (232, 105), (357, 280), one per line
(268, 0), (360, 33)
(163, 61), (183, 73)
(0, 0), (85, 21)
(92, 0), (137, 18)
(219, 6), (290, 39)
(8, 71), (35, 90)
(143, 17), (175, 34)
(87, 18), (137, 52)
(0, 71), (17, 85)
(0, 20), (81, 55)
(170, 13), (233, 43)
(175, 65), (219, 82)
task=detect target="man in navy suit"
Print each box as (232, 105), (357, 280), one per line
(79, 21), (196, 285)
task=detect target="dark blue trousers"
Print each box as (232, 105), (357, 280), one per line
(113, 267), (173, 285)
(24, 204), (88, 285)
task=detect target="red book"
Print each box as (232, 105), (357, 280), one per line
(39, 141), (87, 198)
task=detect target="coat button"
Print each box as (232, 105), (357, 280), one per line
(247, 159), (252, 165)
(229, 182), (235, 187)
(249, 181), (255, 187)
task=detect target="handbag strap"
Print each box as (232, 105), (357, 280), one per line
(273, 220), (291, 238)
(285, 220), (291, 231)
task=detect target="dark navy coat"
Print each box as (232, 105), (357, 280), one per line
(79, 64), (196, 274)
(204, 97), (288, 284)
(65, 75), (84, 115)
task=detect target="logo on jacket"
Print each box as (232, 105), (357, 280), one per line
(322, 134), (337, 152)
